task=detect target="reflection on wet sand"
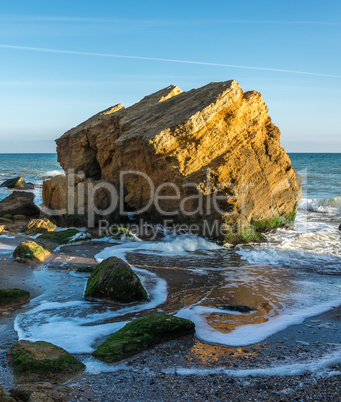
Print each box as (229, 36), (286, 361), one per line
(127, 251), (293, 335)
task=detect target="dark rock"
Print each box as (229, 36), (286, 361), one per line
(76, 266), (96, 273)
(0, 385), (15, 401)
(0, 191), (40, 218)
(84, 256), (148, 303)
(37, 228), (91, 244)
(1, 176), (35, 190)
(1, 176), (26, 188)
(217, 305), (256, 313)
(9, 383), (71, 402)
(0, 288), (30, 307)
(92, 314), (195, 362)
(6, 340), (85, 383)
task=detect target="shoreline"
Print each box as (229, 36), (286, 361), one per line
(1, 234), (341, 400)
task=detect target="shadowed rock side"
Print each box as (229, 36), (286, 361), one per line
(84, 257), (149, 303)
(44, 81), (301, 238)
(7, 340), (85, 383)
(92, 314), (195, 363)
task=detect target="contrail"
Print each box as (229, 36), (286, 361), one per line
(1, 15), (340, 25)
(0, 44), (340, 78)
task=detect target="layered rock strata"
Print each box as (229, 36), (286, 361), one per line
(43, 81), (301, 239)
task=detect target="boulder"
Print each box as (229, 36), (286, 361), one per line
(37, 228), (91, 244)
(0, 288), (30, 307)
(92, 314), (195, 362)
(13, 241), (50, 263)
(9, 383), (71, 402)
(43, 81), (301, 241)
(7, 340), (85, 383)
(84, 256), (148, 303)
(1, 176), (34, 190)
(0, 386), (15, 401)
(0, 192), (40, 218)
(76, 266), (95, 273)
(25, 218), (56, 236)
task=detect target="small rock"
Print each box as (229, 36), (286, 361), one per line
(7, 340), (85, 383)
(13, 241), (50, 263)
(84, 256), (149, 303)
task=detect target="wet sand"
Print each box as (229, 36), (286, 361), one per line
(0, 235), (341, 401)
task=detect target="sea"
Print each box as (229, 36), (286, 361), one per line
(0, 153), (340, 376)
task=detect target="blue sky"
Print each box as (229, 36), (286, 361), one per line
(0, 0), (340, 153)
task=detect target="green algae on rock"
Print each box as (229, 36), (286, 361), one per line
(1, 176), (34, 190)
(84, 257), (148, 303)
(110, 226), (142, 242)
(25, 218), (56, 236)
(92, 314), (195, 363)
(37, 228), (91, 244)
(223, 225), (266, 245)
(0, 288), (30, 307)
(76, 266), (96, 273)
(7, 340), (85, 383)
(13, 241), (50, 263)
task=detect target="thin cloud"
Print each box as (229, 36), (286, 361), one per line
(0, 44), (340, 79)
(0, 15), (340, 26)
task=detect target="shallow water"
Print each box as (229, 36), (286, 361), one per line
(1, 153), (341, 376)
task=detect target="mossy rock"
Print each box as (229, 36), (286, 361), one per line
(0, 288), (30, 307)
(76, 266), (95, 273)
(224, 225), (266, 245)
(251, 203), (298, 233)
(110, 226), (141, 242)
(6, 340), (85, 383)
(25, 218), (56, 236)
(37, 228), (91, 244)
(1, 177), (26, 189)
(0, 386), (15, 402)
(84, 257), (148, 303)
(93, 314), (195, 363)
(13, 241), (50, 263)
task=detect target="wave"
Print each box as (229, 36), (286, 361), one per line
(37, 170), (64, 179)
(299, 197), (341, 215)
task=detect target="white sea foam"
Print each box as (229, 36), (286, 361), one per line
(38, 170), (63, 179)
(95, 234), (221, 261)
(163, 347), (341, 376)
(176, 297), (341, 346)
(299, 197), (341, 215)
(14, 253), (167, 354)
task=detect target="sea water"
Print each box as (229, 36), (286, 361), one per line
(0, 153), (62, 204)
(1, 153), (341, 376)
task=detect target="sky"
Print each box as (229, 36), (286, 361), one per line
(0, 0), (340, 153)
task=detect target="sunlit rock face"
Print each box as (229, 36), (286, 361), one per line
(44, 81), (301, 236)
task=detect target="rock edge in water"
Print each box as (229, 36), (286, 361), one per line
(43, 80), (302, 241)
(84, 256), (149, 303)
(6, 340), (85, 383)
(13, 241), (50, 263)
(92, 314), (195, 363)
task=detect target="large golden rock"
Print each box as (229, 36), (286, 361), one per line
(43, 81), (301, 239)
